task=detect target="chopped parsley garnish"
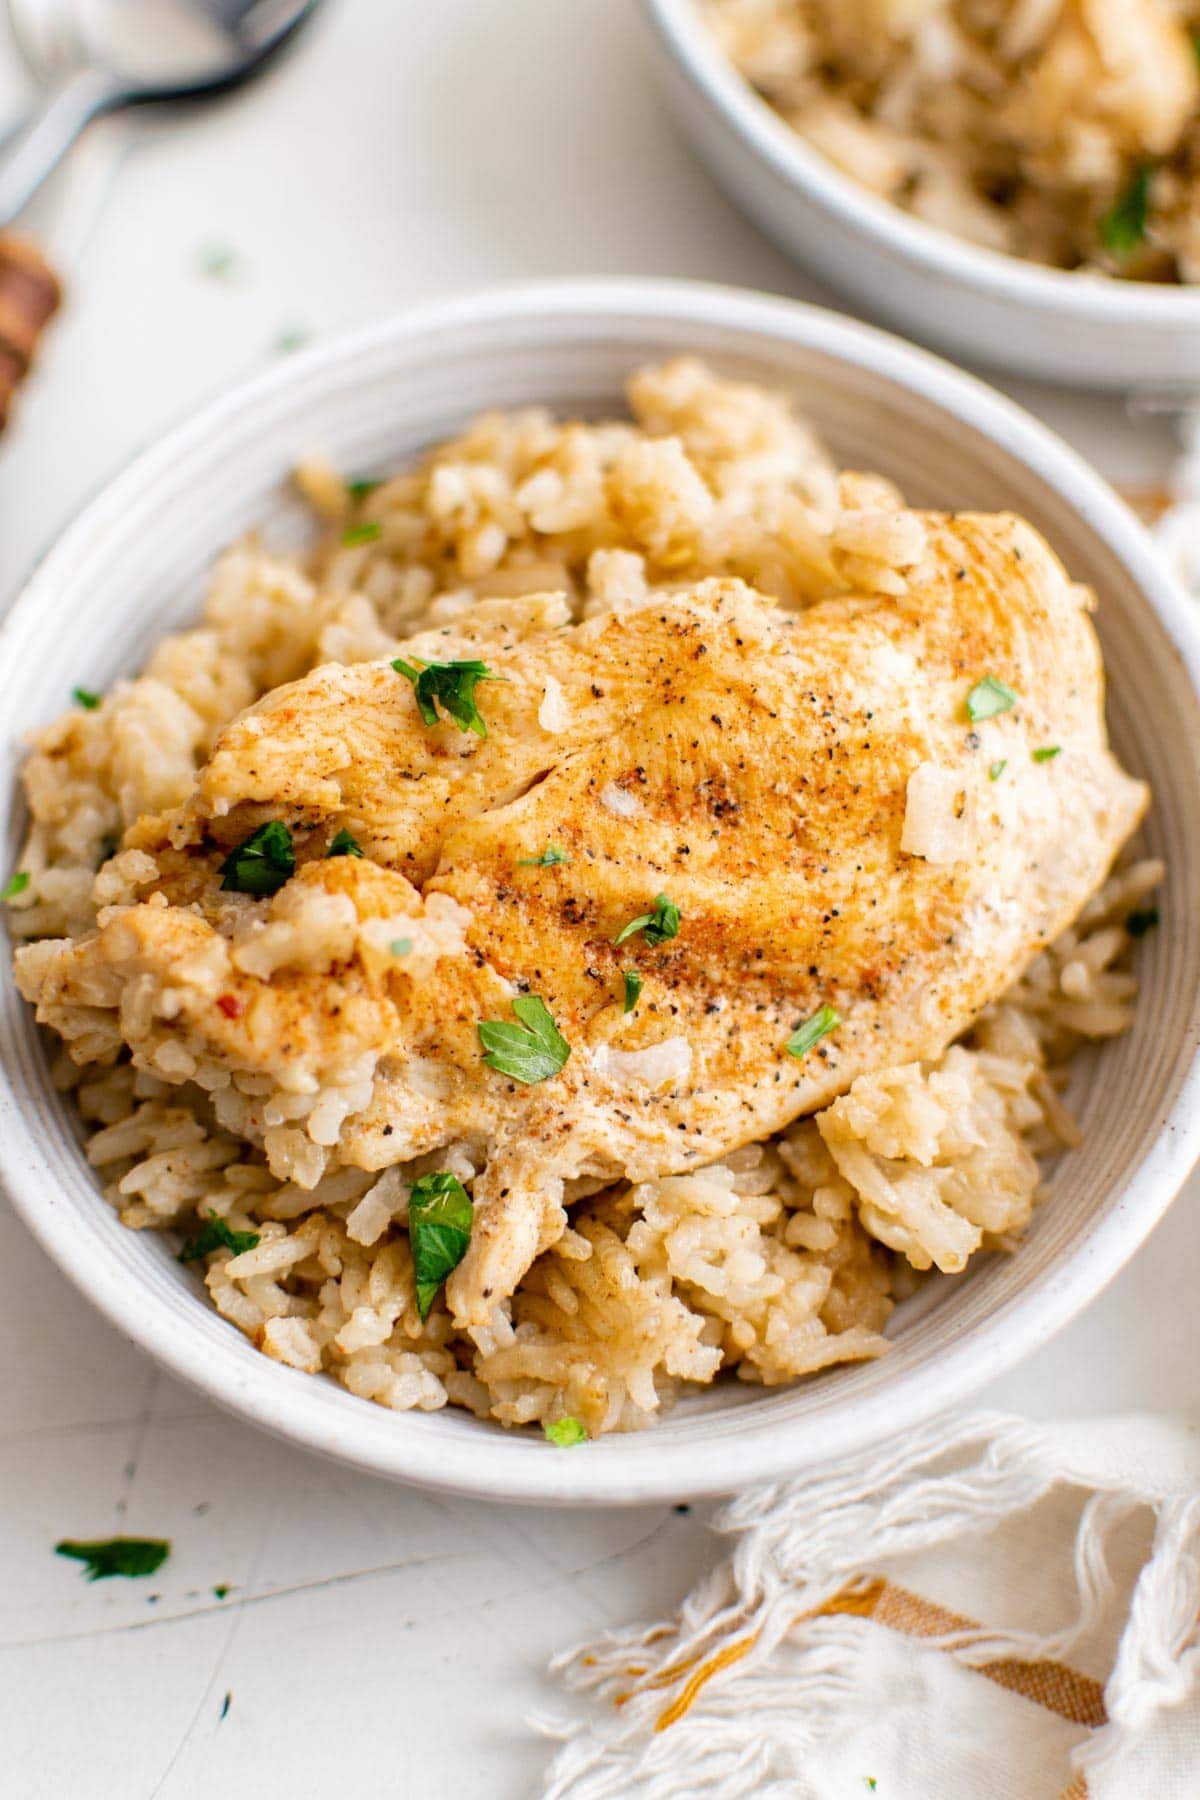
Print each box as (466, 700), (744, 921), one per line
(518, 844), (570, 867)
(178, 1210), (261, 1264)
(198, 243), (238, 281)
(56, 1537), (170, 1581)
(623, 969), (643, 1013)
(988, 760), (1007, 781)
(407, 1172), (474, 1319)
(864, 1783), (878, 1794)
(327, 827), (363, 858)
(613, 893), (681, 948)
(391, 656), (498, 739)
(71, 686), (101, 710)
(341, 520), (383, 548)
(1, 870), (30, 901)
(544, 1416), (587, 1447)
(213, 1584), (232, 1600)
(390, 936), (413, 956)
(346, 478), (381, 502)
(1127, 906), (1160, 938)
(965, 675), (1018, 722)
(478, 994), (570, 1084)
(1100, 165), (1152, 259)
(1032, 746), (1061, 763)
(218, 821), (294, 897)
(786, 1004), (841, 1061)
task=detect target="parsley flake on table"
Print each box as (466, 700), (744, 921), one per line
(613, 893), (680, 948)
(1126, 906), (1160, 938)
(1100, 165), (1152, 259)
(786, 1004), (841, 1061)
(274, 326), (308, 355)
(1, 870), (30, 902)
(341, 520), (383, 547)
(518, 844), (570, 867)
(544, 1416), (587, 1447)
(327, 827), (364, 858)
(178, 1211), (261, 1264)
(478, 995), (570, 1084)
(623, 969), (643, 1013)
(392, 656), (499, 739)
(965, 675), (1018, 722)
(71, 686), (101, 710)
(407, 1172), (474, 1319)
(1032, 746), (1061, 763)
(55, 1537), (170, 1581)
(218, 821), (294, 897)
(988, 760), (1007, 781)
(198, 243), (239, 281)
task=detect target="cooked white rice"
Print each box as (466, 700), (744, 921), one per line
(707, 0), (1200, 281)
(4, 360), (1158, 1438)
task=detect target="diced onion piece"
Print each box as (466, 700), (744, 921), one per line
(901, 762), (973, 865)
(538, 674), (570, 733)
(592, 1035), (691, 1090)
(599, 782), (641, 819)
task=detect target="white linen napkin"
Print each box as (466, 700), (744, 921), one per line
(539, 1410), (1200, 1798)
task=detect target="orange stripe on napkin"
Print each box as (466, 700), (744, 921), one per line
(624, 1573), (1106, 1745)
(1116, 483), (1173, 525)
(843, 1579), (1107, 1729)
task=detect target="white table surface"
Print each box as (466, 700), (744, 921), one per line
(0, 4), (1196, 1796)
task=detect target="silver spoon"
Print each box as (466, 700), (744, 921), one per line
(0, 0), (322, 228)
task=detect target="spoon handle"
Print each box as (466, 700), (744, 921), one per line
(0, 68), (123, 232)
(0, 234), (61, 432)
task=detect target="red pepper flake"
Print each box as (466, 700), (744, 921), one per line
(216, 994), (245, 1020)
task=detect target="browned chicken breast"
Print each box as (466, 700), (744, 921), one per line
(17, 511), (1146, 1324)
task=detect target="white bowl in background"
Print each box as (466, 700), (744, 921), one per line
(640, 0), (1200, 393)
(2, 279), (1199, 1505)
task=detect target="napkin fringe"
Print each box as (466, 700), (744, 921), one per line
(537, 1411), (1200, 1796)
(1077, 1494), (1200, 1781)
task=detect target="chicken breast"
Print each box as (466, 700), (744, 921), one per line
(17, 512), (1146, 1324)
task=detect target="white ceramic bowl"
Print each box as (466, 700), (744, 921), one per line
(2, 280), (1199, 1506)
(640, 0), (1200, 392)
